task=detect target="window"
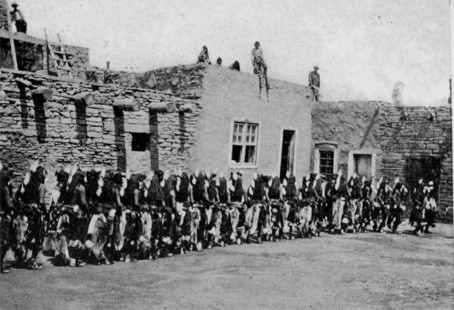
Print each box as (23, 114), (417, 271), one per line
(354, 154), (372, 179)
(131, 133), (150, 152)
(231, 122), (258, 165)
(314, 141), (338, 176)
(347, 150), (376, 181)
(319, 150), (334, 175)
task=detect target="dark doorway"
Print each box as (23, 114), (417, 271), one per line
(280, 130), (296, 179)
(405, 156), (441, 200)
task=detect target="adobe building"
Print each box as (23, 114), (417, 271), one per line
(0, 63), (313, 190)
(0, 10), (452, 217)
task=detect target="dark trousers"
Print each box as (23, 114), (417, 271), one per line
(387, 208), (402, 232)
(15, 20), (27, 33)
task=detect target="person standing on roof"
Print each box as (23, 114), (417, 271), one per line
(197, 46), (211, 65)
(10, 2), (27, 34)
(251, 41), (270, 92)
(308, 66), (320, 101)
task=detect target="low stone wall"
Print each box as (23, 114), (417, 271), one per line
(115, 63), (207, 99)
(0, 70), (200, 193)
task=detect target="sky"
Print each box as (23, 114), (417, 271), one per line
(13, 0), (452, 105)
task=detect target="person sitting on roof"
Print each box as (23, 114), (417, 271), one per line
(216, 57), (222, 66)
(197, 46), (211, 65)
(10, 2), (27, 34)
(229, 61), (241, 71)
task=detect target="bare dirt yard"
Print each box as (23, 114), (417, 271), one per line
(0, 224), (453, 310)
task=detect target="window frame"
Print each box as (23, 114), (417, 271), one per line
(314, 141), (338, 176)
(229, 119), (261, 168)
(347, 149), (376, 180)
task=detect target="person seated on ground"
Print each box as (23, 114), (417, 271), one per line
(229, 61), (241, 71)
(197, 46), (211, 65)
(216, 57), (222, 66)
(10, 2), (27, 34)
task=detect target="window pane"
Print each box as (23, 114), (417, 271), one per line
(231, 122), (259, 165)
(319, 150), (334, 175)
(232, 145), (243, 163)
(245, 145), (256, 163)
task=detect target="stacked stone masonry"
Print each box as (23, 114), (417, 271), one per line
(312, 101), (452, 217)
(0, 0), (8, 30)
(0, 30), (89, 80)
(0, 70), (200, 194)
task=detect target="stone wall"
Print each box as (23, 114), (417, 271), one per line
(0, 70), (200, 193)
(0, 30), (89, 80)
(47, 44), (89, 81)
(379, 104), (452, 212)
(0, 0), (8, 30)
(117, 63), (207, 99)
(312, 101), (453, 217)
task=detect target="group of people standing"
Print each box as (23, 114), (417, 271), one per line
(197, 42), (321, 101)
(0, 161), (438, 274)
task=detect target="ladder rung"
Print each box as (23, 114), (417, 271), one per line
(56, 59), (70, 63)
(57, 66), (71, 71)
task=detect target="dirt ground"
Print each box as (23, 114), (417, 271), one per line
(0, 224), (453, 310)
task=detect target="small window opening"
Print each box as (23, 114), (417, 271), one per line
(131, 133), (150, 152)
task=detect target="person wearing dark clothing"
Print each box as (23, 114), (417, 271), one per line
(10, 2), (27, 33)
(229, 61), (241, 71)
(0, 164), (14, 273)
(423, 181), (437, 234)
(197, 46), (211, 65)
(410, 179), (425, 235)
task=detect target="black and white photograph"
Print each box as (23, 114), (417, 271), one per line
(0, 0), (452, 309)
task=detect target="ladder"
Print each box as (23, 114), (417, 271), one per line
(6, 2), (18, 70)
(44, 29), (72, 78)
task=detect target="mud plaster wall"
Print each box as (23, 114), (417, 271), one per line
(0, 70), (200, 195)
(132, 64), (314, 186)
(312, 101), (452, 214)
